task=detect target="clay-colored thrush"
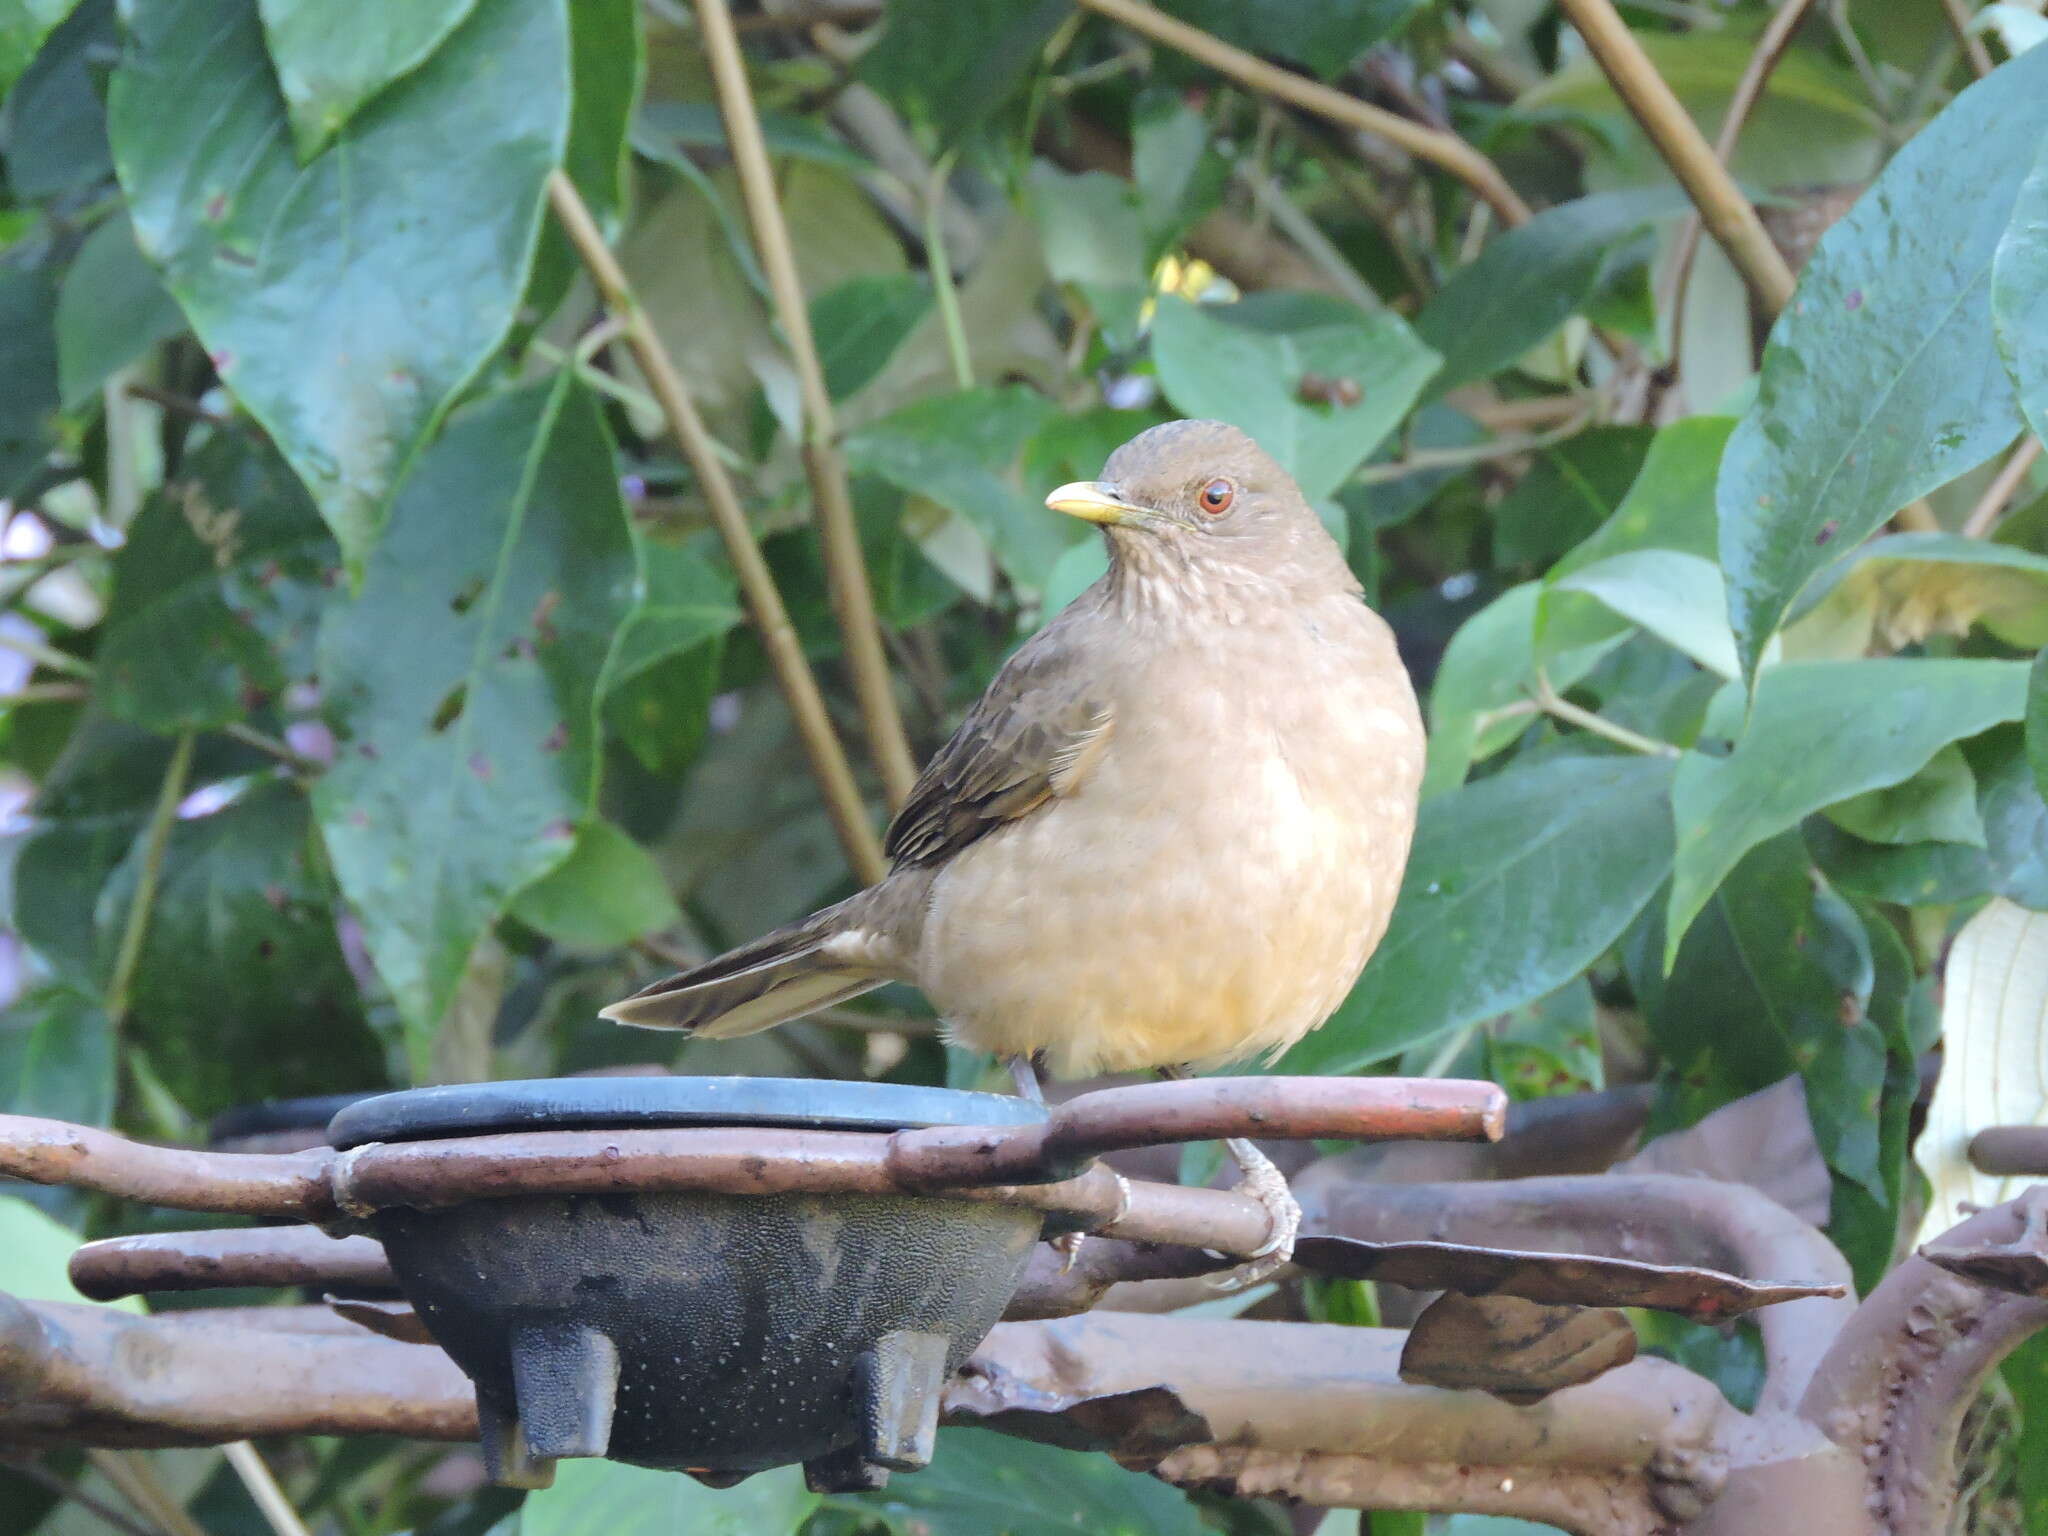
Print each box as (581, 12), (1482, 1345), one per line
(605, 420), (1426, 1269)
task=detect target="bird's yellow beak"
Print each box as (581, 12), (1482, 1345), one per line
(1045, 481), (1145, 526)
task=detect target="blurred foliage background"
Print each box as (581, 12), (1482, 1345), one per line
(0, 0), (2047, 1530)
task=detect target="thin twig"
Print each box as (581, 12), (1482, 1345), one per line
(2, 1456), (158, 1536)
(1554, 0), (1797, 315)
(694, 0), (918, 811)
(106, 732), (194, 1027)
(123, 382), (229, 427)
(1937, 0), (1997, 78)
(546, 172), (887, 883)
(925, 153), (976, 389)
(1353, 405), (1599, 483)
(223, 720), (316, 771)
(87, 1450), (208, 1536)
(1072, 0), (1533, 225)
(1661, 0), (1825, 360)
(0, 628), (93, 678)
(224, 1442), (313, 1536)
(1532, 670), (1680, 758)
(1960, 436), (2042, 538)
(2, 682), (88, 704)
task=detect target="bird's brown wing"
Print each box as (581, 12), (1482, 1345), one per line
(883, 624), (1115, 869)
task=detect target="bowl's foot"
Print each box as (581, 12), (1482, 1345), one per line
(478, 1396), (555, 1490)
(805, 1445), (891, 1493)
(856, 1327), (951, 1470)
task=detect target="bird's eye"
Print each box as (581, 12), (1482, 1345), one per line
(1197, 478), (1235, 515)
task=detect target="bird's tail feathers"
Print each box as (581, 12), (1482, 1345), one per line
(599, 897), (887, 1037)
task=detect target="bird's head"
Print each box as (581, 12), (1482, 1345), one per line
(1044, 419), (1340, 590)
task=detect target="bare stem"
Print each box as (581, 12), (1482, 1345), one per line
(223, 1442), (311, 1536)
(694, 0), (919, 811)
(1354, 405), (1599, 484)
(1072, 0), (1533, 225)
(106, 733), (194, 1028)
(546, 171), (888, 883)
(1533, 671), (1680, 759)
(925, 153), (976, 389)
(1960, 435), (2041, 538)
(1662, 0), (1825, 355)
(87, 1450), (208, 1536)
(1938, 0), (1997, 78)
(1553, 0), (1797, 315)
(0, 629), (93, 679)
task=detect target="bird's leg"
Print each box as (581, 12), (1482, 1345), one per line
(1006, 1054), (1094, 1271)
(1157, 1066), (1302, 1291)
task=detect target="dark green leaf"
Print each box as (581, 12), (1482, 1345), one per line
(1970, 725), (2048, 910)
(844, 385), (1071, 597)
(102, 781), (384, 1116)
(2032, 645), (2048, 802)
(1668, 660), (2031, 964)
(599, 535), (739, 780)
(1027, 162), (1148, 344)
(1, 0), (114, 200)
(860, 0), (1065, 148)
(54, 211), (185, 408)
(0, 0), (81, 104)
(1993, 117), (2048, 438)
(110, 0), (572, 576)
(2005, 1330), (2048, 1532)
(1718, 45), (2048, 680)
(96, 430), (335, 732)
(1416, 190), (1685, 392)
(509, 818), (678, 950)
(520, 1457), (816, 1536)
(0, 265), (58, 497)
(812, 274), (933, 402)
(1281, 755), (1676, 1075)
(1489, 425), (1651, 569)
(849, 1427), (1206, 1535)
(1636, 833), (1886, 1196)
(1157, 0), (1424, 78)
(633, 100), (867, 175)
(0, 985), (111, 1127)
(1150, 293), (1439, 501)
(256, 0), (479, 159)
(313, 379), (633, 1069)
(1551, 416), (1731, 579)
(1805, 818), (1992, 907)
(1131, 88), (1227, 255)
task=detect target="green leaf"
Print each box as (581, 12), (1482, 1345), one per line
(1971, 725), (2048, 910)
(110, 0), (572, 577)
(844, 385), (1071, 597)
(1422, 583), (1628, 797)
(0, 0), (80, 104)
(1554, 550), (1747, 678)
(1552, 416), (1731, 578)
(2031, 645), (2048, 802)
(509, 819), (679, 951)
(313, 379), (634, 1070)
(632, 101), (867, 175)
(0, 985), (112, 1128)
(1805, 818), (1992, 908)
(0, 1193), (115, 1304)
(598, 535), (739, 781)
(1280, 754), (1677, 1075)
(1823, 743), (1984, 847)
(256, 0), (478, 160)
(1150, 293), (1439, 502)
(860, 0), (1066, 148)
(96, 430), (335, 732)
(1636, 832), (1886, 1196)
(1415, 190), (1686, 392)
(0, 0), (111, 200)
(0, 265), (58, 498)
(1026, 162), (1148, 344)
(1156, 0), (1424, 78)
(101, 781), (385, 1117)
(1489, 425), (1653, 570)
(2006, 1331), (2048, 1532)
(1717, 45), (2048, 681)
(519, 1457), (816, 1536)
(1668, 660), (2032, 964)
(54, 212), (185, 409)
(812, 274), (933, 402)
(1993, 118), (2048, 438)
(848, 1427), (1206, 1536)
(1131, 88), (1227, 255)
(1794, 531), (2048, 651)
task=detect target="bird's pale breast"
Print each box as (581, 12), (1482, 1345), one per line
(915, 597), (1423, 1077)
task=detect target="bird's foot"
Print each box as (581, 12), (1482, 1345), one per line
(1207, 1137), (1300, 1292)
(1050, 1170), (1131, 1272)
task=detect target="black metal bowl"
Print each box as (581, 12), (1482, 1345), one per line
(329, 1078), (1046, 1492)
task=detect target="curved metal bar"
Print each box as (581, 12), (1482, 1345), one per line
(69, 1228), (396, 1302)
(0, 1115), (333, 1220)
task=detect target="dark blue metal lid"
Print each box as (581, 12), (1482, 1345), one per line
(326, 1075), (1045, 1149)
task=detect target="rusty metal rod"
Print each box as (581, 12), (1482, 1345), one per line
(1970, 1126), (2048, 1177)
(0, 1115), (333, 1221)
(69, 1229), (396, 1303)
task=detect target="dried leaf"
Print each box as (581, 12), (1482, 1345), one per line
(1398, 1292), (1636, 1403)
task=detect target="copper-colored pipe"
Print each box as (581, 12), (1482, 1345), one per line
(0, 1115), (332, 1221)
(69, 1228), (396, 1303)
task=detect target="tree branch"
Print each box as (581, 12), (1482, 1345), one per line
(1553, 0), (1798, 315)
(1070, 0), (1533, 225)
(545, 171), (888, 883)
(693, 0), (919, 811)
(1938, 0), (1997, 78)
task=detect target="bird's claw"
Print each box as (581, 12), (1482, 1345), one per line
(1207, 1138), (1300, 1292)
(1052, 1171), (1131, 1273)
